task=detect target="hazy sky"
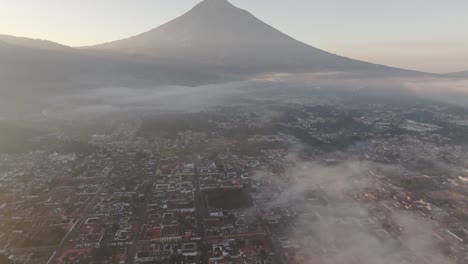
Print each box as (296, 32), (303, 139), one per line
(1, 0), (467, 73)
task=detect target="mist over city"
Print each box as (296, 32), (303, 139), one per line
(1, 1), (468, 264)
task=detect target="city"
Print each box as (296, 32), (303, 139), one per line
(1, 1), (468, 263)
(1, 99), (468, 264)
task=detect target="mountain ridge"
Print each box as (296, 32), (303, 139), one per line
(0, 34), (71, 51)
(0, 40), (227, 97)
(449, 71), (468, 77)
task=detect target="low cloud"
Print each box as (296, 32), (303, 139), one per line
(35, 72), (468, 121)
(254, 160), (455, 264)
(44, 81), (258, 119)
(402, 77), (468, 105)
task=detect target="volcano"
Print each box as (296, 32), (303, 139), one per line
(89, 0), (414, 75)
(0, 0), (428, 96)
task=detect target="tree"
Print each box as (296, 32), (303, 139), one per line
(0, 255), (13, 264)
(92, 245), (117, 261)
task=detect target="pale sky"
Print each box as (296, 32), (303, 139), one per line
(1, 0), (467, 73)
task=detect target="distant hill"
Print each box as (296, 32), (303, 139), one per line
(0, 34), (71, 51)
(448, 71), (468, 77)
(0, 41), (226, 96)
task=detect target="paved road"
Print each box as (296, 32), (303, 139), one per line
(8, 246), (56, 253)
(126, 182), (151, 264)
(47, 166), (114, 264)
(194, 165), (209, 264)
(253, 201), (286, 264)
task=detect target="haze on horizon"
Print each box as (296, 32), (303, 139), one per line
(1, 0), (467, 73)
(1, 2), (468, 264)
